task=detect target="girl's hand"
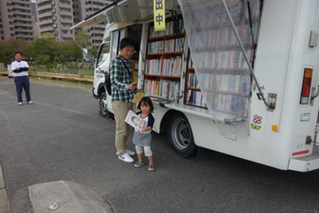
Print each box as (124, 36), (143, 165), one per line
(140, 129), (145, 134)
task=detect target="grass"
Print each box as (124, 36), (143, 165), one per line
(29, 76), (93, 89)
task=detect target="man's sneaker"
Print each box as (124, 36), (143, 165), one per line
(18, 102), (23, 106)
(148, 164), (155, 172)
(134, 161), (144, 168)
(27, 101), (33, 104)
(126, 149), (135, 156)
(118, 153), (134, 163)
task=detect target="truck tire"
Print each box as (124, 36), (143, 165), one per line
(99, 92), (113, 119)
(167, 113), (197, 157)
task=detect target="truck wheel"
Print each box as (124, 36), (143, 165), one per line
(167, 113), (197, 157)
(99, 92), (113, 119)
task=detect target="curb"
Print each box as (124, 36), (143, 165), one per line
(0, 163), (10, 213)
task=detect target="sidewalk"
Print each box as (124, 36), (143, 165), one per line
(0, 163), (9, 213)
(0, 161), (112, 213)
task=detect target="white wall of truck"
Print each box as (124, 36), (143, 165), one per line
(82, 0), (319, 172)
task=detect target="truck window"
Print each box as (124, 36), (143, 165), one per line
(110, 29), (125, 59)
(97, 43), (110, 67)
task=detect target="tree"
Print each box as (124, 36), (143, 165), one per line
(0, 38), (30, 65)
(59, 41), (82, 61)
(89, 46), (99, 59)
(75, 29), (91, 49)
(30, 34), (56, 62)
(41, 32), (55, 39)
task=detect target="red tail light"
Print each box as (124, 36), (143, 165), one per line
(300, 68), (313, 104)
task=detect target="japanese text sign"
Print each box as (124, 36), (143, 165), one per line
(154, 0), (165, 31)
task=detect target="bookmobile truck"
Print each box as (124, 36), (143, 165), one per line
(71, 0), (319, 172)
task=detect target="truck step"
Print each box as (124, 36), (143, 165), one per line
(289, 152), (319, 172)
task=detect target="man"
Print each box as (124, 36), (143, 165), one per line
(11, 52), (32, 106)
(110, 37), (137, 163)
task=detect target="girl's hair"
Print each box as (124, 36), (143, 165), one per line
(137, 97), (154, 112)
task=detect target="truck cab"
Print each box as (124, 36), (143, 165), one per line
(92, 23), (142, 118)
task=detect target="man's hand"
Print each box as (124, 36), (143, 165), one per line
(128, 82), (137, 90)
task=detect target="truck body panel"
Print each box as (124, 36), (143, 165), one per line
(72, 0), (319, 172)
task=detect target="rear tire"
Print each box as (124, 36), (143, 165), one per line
(99, 92), (113, 119)
(167, 113), (197, 157)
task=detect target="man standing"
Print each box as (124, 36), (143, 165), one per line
(110, 38), (137, 163)
(11, 52), (32, 106)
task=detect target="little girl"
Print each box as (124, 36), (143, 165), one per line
(132, 96), (155, 171)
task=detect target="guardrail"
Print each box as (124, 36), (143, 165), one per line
(0, 70), (93, 83)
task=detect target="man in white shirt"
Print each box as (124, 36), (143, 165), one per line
(11, 52), (32, 106)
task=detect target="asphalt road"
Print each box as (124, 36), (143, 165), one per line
(1, 76), (319, 213)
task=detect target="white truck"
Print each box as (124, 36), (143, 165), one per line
(71, 0), (319, 172)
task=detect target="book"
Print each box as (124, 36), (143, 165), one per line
(125, 110), (146, 131)
(132, 92), (145, 103)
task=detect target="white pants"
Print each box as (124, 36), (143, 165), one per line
(135, 145), (152, 156)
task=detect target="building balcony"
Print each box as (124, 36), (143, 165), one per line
(15, 28), (33, 33)
(15, 34), (33, 39)
(13, 22), (32, 27)
(39, 19), (53, 25)
(13, 16), (32, 22)
(12, 4), (30, 10)
(12, 0), (30, 4)
(91, 36), (102, 41)
(58, 3), (71, 9)
(60, 10), (71, 15)
(60, 20), (73, 25)
(40, 26), (54, 32)
(38, 11), (52, 19)
(12, 10), (31, 15)
(37, 4), (52, 11)
(37, 0), (52, 4)
(61, 25), (71, 30)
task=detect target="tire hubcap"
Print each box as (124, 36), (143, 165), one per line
(172, 118), (191, 149)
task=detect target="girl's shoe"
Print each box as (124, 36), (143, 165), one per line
(148, 164), (155, 171)
(134, 161), (144, 168)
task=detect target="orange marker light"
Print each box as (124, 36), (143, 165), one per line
(272, 125), (278, 132)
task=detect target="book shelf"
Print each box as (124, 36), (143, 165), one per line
(184, 51), (207, 108)
(180, 1), (259, 119)
(144, 17), (185, 100)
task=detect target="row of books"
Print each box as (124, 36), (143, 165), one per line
(149, 19), (185, 38)
(144, 80), (180, 100)
(148, 38), (185, 54)
(162, 57), (182, 76)
(164, 38), (185, 53)
(145, 57), (182, 76)
(188, 73), (199, 88)
(148, 41), (163, 54)
(210, 94), (250, 115)
(192, 50), (252, 70)
(186, 90), (206, 107)
(198, 73), (250, 95)
(145, 59), (161, 75)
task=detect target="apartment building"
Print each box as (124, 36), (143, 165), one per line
(37, 0), (114, 48)
(37, 0), (74, 42)
(73, 0), (114, 48)
(0, 0), (34, 41)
